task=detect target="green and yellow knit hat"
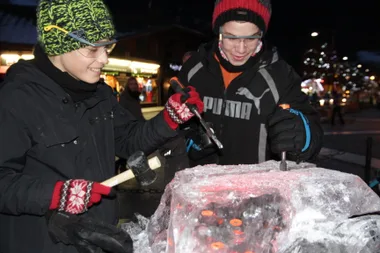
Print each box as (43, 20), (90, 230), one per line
(37, 0), (116, 56)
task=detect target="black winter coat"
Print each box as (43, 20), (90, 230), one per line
(0, 60), (177, 253)
(178, 41), (323, 166)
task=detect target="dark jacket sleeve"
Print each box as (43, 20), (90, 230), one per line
(0, 107), (55, 215)
(277, 62), (324, 161)
(112, 96), (178, 158)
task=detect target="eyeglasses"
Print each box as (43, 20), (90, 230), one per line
(219, 27), (262, 48)
(44, 25), (117, 58)
(76, 44), (116, 58)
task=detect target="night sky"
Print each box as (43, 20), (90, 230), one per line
(3, 0), (380, 67)
(105, 0), (380, 66)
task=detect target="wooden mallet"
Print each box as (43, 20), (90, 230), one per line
(102, 151), (161, 187)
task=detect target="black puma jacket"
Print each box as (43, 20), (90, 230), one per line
(178, 41), (323, 166)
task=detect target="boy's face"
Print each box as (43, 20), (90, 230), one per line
(49, 43), (111, 84)
(220, 21), (261, 66)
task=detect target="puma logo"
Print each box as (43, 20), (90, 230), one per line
(236, 87), (270, 115)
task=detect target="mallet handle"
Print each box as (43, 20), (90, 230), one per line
(101, 156), (161, 187)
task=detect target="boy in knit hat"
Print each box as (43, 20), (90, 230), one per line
(0, 0), (203, 253)
(179, 0), (323, 166)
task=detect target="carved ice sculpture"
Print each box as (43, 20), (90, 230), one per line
(123, 161), (380, 253)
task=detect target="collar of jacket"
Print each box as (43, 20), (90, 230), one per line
(33, 44), (97, 103)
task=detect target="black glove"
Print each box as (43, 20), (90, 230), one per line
(183, 122), (218, 161)
(267, 108), (311, 155)
(47, 211), (133, 253)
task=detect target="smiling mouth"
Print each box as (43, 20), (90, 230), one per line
(233, 55), (245, 60)
(89, 68), (102, 73)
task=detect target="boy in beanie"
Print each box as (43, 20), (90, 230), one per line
(0, 0), (203, 253)
(179, 0), (323, 166)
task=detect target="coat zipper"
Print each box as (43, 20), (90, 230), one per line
(206, 54), (264, 141)
(219, 89), (227, 137)
(218, 62), (264, 139)
(219, 74), (243, 137)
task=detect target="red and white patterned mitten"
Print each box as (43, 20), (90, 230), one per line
(49, 179), (111, 214)
(163, 86), (204, 129)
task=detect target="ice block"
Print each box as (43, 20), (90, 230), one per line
(123, 161), (380, 253)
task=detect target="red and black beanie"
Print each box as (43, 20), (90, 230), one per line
(212, 0), (272, 34)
